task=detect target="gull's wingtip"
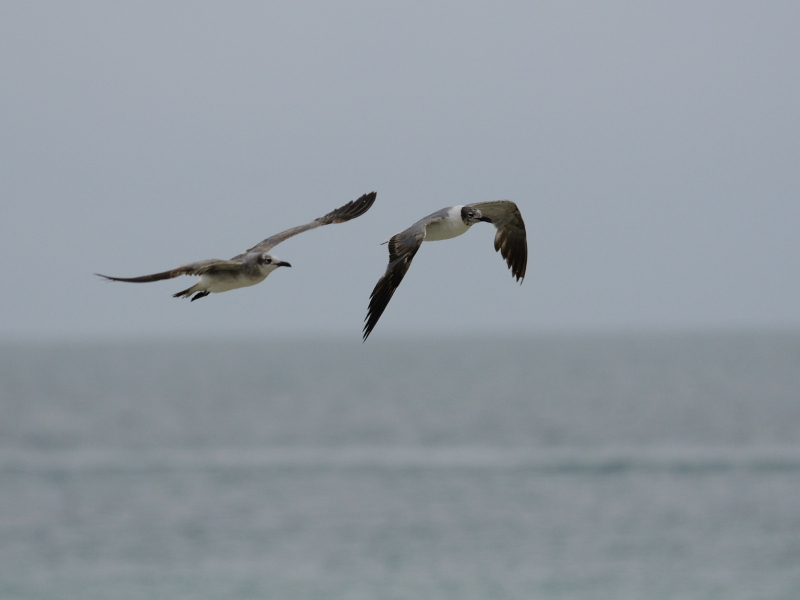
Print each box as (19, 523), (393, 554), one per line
(351, 190), (377, 217)
(321, 191), (378, 224)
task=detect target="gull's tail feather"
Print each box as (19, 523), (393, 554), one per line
(173, 284), (206, 300)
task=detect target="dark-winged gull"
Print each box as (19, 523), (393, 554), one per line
(363, 200), (526, 340)
(97, 192), (377, 301)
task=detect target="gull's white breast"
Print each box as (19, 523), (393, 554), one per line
(424, 206), (469, 242)
(199, 268), (271, 293)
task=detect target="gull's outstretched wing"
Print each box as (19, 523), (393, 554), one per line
(363, 221), (427, 341)
(247, 191), (377, 254)
(95, 259), (245, 283)
(466, 200), (527, 281)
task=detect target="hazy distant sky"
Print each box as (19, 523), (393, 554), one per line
(2, 2), (798, 341)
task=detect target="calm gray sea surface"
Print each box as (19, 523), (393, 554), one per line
(1, 333), (799, 599)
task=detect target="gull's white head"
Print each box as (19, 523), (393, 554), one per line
(256, 252), (292, 271)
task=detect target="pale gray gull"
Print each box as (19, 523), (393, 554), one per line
(97, 191), (376, 301)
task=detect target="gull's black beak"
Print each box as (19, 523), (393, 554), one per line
(278, 261), (292, 268)
(479, 216), (493, 223)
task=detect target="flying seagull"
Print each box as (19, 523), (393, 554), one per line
(97, 191), (377, 301)
(363, 200), (526, 340)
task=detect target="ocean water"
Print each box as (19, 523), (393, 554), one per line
(1, 333), (799, 599)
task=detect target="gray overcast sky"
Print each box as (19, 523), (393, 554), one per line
(2, 2), (798, 341)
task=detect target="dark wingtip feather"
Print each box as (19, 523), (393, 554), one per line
(93, 268), (179, 283)
(362, 255), (413, 341)
(95, 273), (139, 283)
(320, 191), (377, 224)
(493, 229), (527, 283)
(363, 284), (388, 341)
